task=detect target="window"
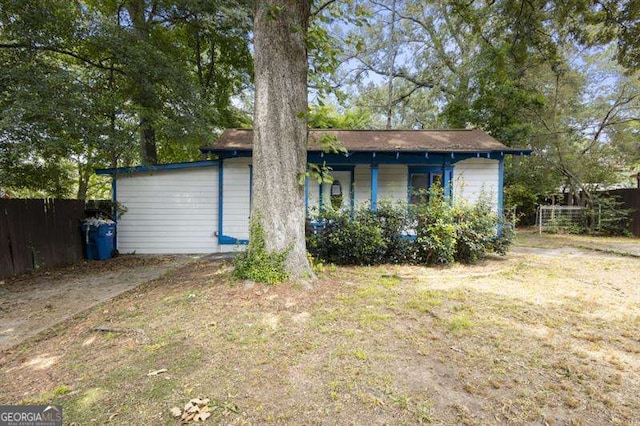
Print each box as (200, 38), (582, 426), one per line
(408, 166), (451, 204)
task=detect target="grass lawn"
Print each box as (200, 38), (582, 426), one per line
(1, 232), (638, 424)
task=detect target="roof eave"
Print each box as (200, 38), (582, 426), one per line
(200, 147), (533, 156)
(96, 159), (220, 176)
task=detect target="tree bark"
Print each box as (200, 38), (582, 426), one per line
(252, 0), (313, 279)
(126, 0), (159, 165)
(76, 162), (89, 200)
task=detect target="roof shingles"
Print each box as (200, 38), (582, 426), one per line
(203, 128), (526, 153)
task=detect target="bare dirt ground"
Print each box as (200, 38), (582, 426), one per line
(0, 232), (638, 425)
(516, 228), (640, 257)
(0, 255), (196, 351)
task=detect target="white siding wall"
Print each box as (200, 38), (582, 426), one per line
(307, 178), (320, 215)
(378, 165), (408, 203)
(116, 167), (218, 254)
(114, 158), (501, 254)
(222, 158), (251, 240)
(354, 165), (371, 206)
(452, 158), (499, 209)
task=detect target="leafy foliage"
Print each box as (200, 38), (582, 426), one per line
(0, 0), (252, 198)
(306, 207), (388, 266)
(591, 195), (633, 236)
(323, 0), (640, 216)
(451, 197), (502, 264)
(233, 217), (289, 285)
(307, 189), (514, 266)
(412, 189), (457, 264)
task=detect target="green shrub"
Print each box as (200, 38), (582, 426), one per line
(233, 217), (289, 284)
(307, 207), (388, 265)
(453, 197), (498, 264)
(307, 188), (512, 266)
(412, 188), (457, 264)
(590, 195), (633, 236)
(360, 201), (414, 264)
(491, 217), (516, 255)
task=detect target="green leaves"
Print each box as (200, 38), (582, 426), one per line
(0, 0), (253, 197)
(298, 163), (334, 185)
(233, 216), (289, 284)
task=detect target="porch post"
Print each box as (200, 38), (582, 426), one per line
(370, 164), (379, 211)
(498, 157), (504, 214)
(304, 175), (309, 217)
(350, 167), (355, 216)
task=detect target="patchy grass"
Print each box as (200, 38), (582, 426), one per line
(1, 233), (639, 424)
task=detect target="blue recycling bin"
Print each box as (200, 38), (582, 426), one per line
(82, 223), (116, 260)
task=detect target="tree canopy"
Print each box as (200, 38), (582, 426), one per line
(1, 0), (638, 222)
(0, 0), (252, 198)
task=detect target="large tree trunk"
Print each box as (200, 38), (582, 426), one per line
(252, 0), (313, 279)
(126, 0), (159, 165)
(76, 162), (90, 200)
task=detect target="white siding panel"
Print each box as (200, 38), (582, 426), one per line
(452, 158), (499, 209)
(377, 165), (408, 203)
(116, 167), (218, 254)
(354, 165), (371, 207)
(222, 158), (251, 240)
(307, 177), (320, 215)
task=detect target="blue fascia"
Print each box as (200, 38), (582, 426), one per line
(96, 159), (220, 176)
(203, 149), (531, 165)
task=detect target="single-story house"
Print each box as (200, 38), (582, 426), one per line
(96, 129), (531, 254)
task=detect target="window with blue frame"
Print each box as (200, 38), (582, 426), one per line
(408, 166), (452, 204)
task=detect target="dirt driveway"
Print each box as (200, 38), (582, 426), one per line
(0, 255), (196, 351)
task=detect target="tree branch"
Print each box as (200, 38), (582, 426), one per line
(311, 0), (339, 16)
(0, 42), (125, 75)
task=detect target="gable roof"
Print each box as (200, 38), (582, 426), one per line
(203, 128), (528, 154)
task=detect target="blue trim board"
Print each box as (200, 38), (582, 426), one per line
(205, 149), (530, 165)
(112, 178), (118, 251)
(350, 167), (355, 216)
(218, 159), (224, 243)
(370, 164), (379, 211)
(248, 164), (253, 211)
(444, 167), (453, 199)
(304, 176), (309, 217)
(498, 158), (504, 213)
(96, 159), (220, 175)
(219, 235), (249, 245)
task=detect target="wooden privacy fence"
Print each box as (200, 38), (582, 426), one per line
(604, 188), (640, 237)
(0, 199), (86, 279)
